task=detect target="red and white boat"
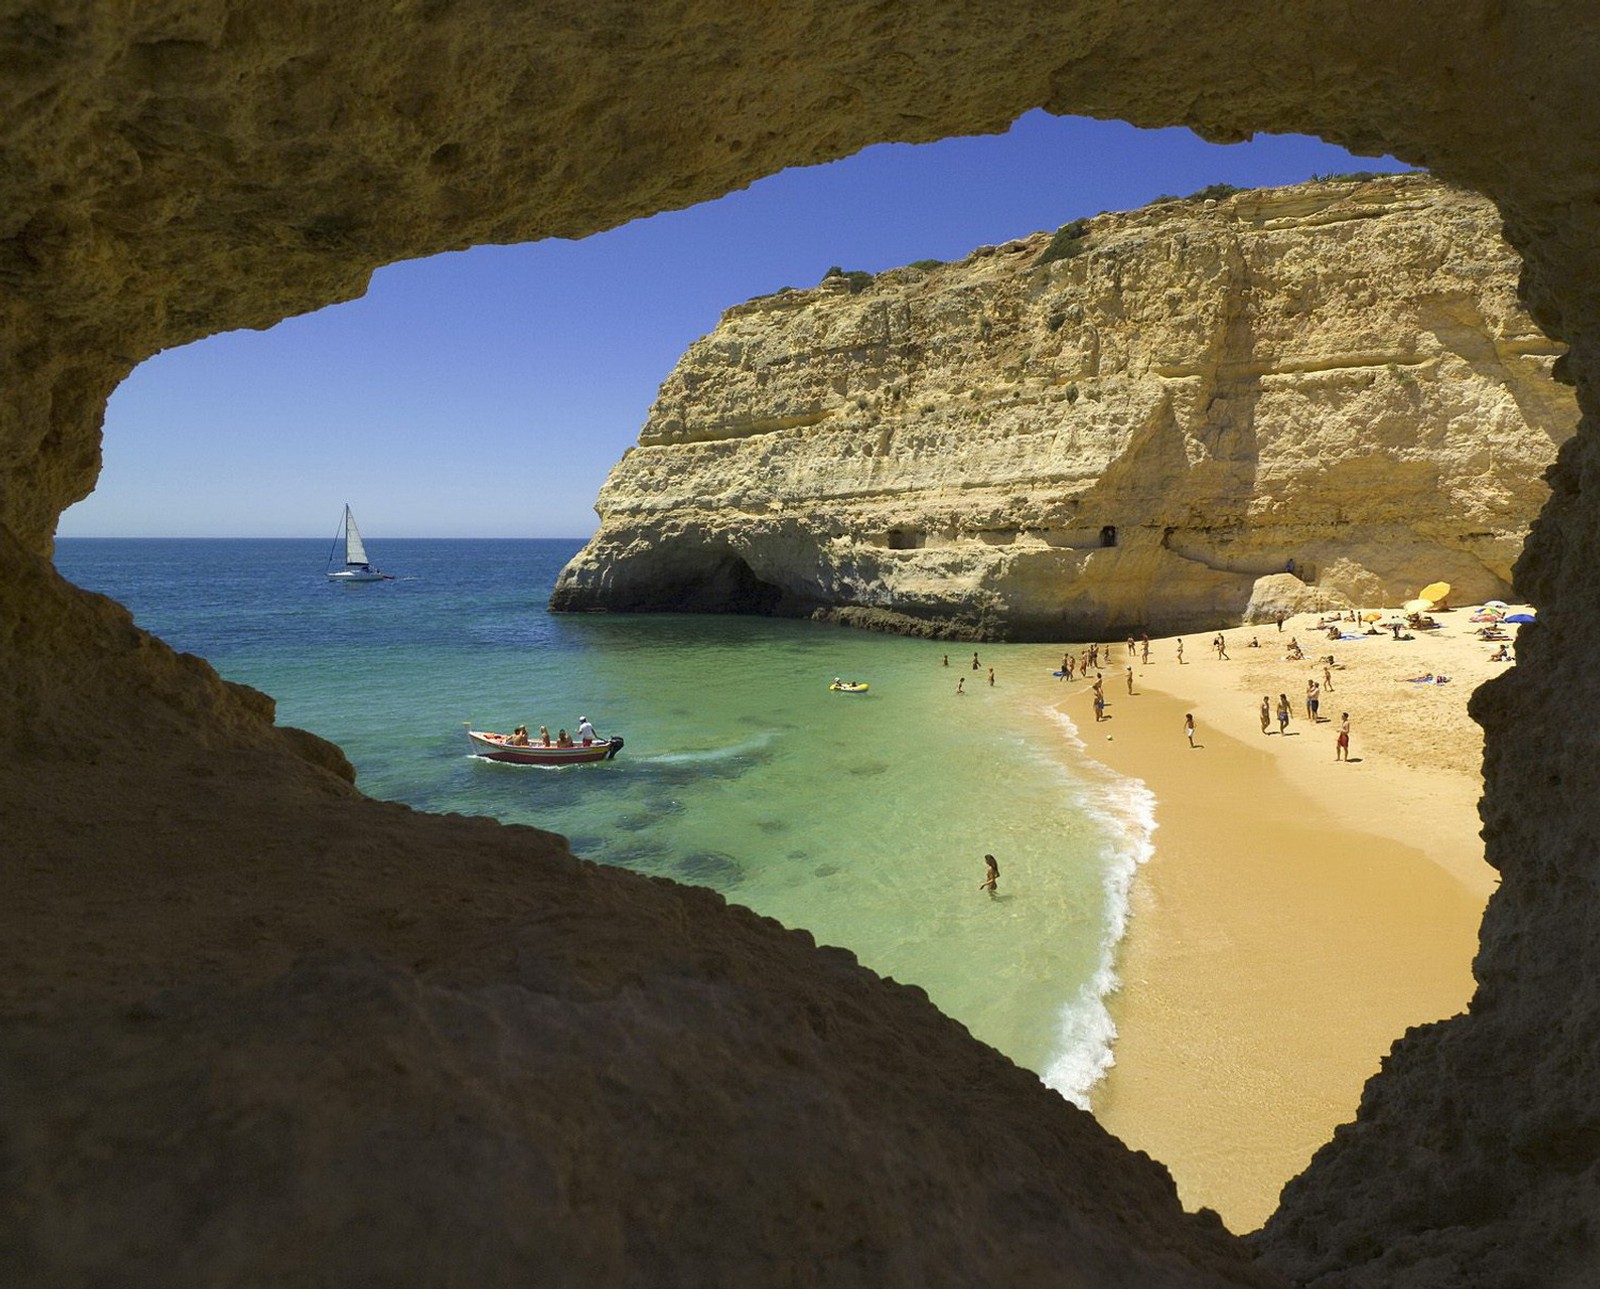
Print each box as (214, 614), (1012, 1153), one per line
(467, 729), (624, 765)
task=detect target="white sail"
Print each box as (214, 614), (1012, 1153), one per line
(342, 505), (370, 567)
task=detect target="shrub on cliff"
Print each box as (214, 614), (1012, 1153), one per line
(823, 265), (876, 292)
(1037, 219), (1090, 265)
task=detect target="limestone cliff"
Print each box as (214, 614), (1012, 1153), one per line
(553, 176), (1574, 640)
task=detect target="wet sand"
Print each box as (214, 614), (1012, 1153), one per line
(1026, 609), (1512, 1233)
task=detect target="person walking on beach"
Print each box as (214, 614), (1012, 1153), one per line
(1216, 634), (1230, 660)
(987, 666), (995, 687)
(1277, 693), (1291, 735)
(1125, 665), (1135, 694)
(1323, 662), (1334, 693)
(1184, 713), (1196, 747)
(956, 676), (965, 695)
(1176, 638), (1185, 665)
(1308, 680), (1321, 722)
(1141, 633), (1151, 663)
(1337, 713), (1351, 761)
(1260, 696), (1272, 734)
(1094, 691), (1106, 722)
(979, 853), (999, 897)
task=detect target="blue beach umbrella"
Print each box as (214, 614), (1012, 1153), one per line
(1505, 612), (1536, 624)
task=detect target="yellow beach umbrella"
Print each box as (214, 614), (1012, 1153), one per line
(1402, 597), (1434, 614)
(1419, 581), (1451, 603)
(1362, 611), (1384, 623)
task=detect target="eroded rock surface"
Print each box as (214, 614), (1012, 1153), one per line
(552, 177), (1573, 640)
(5, 3), (1600, 1285)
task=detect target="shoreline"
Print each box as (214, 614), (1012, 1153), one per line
(1016, 610), (1507, 1233)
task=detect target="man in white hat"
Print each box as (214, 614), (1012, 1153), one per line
(576, 715), (598, 746)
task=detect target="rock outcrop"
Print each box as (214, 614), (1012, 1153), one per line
(552, 176), (1575, 640)
(7, 3), (1600, 1286)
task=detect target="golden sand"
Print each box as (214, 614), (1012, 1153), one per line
(1025, 608), (1513, 1233)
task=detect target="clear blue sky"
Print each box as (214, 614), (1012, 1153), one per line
(58, 112), (1409, 540)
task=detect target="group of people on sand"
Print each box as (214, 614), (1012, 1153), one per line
(982, 614), (1377, 896)
(1170, 615), (1354, 759)
(1250, 691), (1350, 757)
(1057, 636), (1159, 682)
(505, 716), (600, 748)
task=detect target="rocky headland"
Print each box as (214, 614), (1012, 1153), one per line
(552, 175), (1575, 639)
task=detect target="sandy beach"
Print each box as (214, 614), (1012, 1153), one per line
(1032, 607), (1517, 1234)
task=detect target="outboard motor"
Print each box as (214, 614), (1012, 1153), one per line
(604, 735), (625, 760)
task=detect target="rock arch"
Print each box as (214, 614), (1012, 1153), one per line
(5, 5), (1600, 1284)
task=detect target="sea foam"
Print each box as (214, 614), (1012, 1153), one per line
(1037, 705), (1157, 1109)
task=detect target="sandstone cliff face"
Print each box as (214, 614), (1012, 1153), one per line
(553, 176), (1574, 640)
(8, 4), (1600, 1286)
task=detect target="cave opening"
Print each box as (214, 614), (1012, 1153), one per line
(46, 123), (1521, 1243)
(623, 545), (787, 614)
(18, 22), (1568, 1273)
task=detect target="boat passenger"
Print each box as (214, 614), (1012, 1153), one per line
(539, 725), (552, 746)
(576, 716), (598, 746)
(509, 726), (530, 746)
(556, 728), (573, 747)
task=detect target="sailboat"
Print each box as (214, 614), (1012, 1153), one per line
(325, 504), (393, 582)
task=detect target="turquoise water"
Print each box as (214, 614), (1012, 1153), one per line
(55, 537), (1152, 1103)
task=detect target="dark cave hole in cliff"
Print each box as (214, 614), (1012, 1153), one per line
(622, 545), (786, 614)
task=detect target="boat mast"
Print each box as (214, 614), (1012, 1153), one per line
(325, 506), (349, 572)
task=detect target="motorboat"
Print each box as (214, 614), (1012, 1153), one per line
(467, 729), (624, 764)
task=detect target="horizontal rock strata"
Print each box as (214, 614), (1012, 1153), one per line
(553, 176), (1575, 640)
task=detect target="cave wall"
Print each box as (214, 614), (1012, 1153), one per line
(6, 3), (1600, 1284)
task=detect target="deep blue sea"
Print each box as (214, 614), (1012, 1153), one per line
(55, 537), (1153, 1105)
